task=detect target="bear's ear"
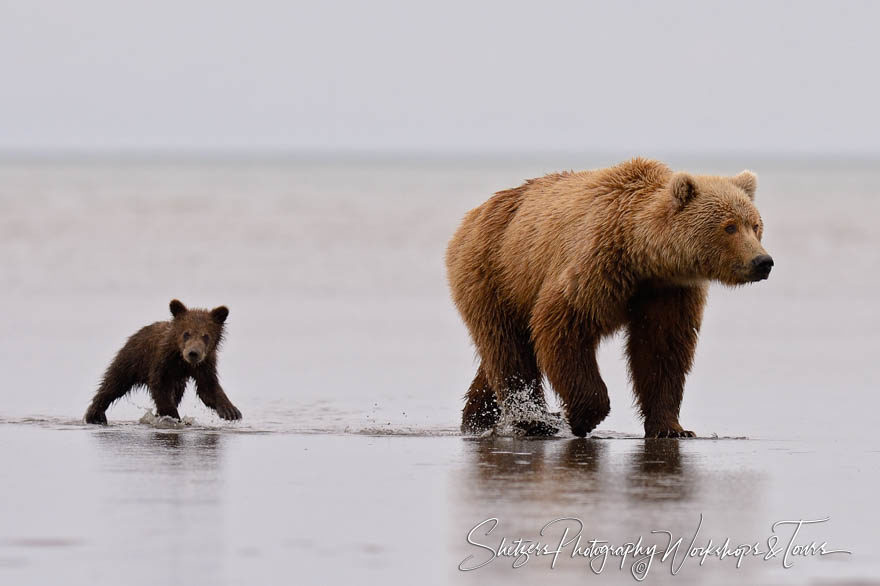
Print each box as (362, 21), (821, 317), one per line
(169, 299), (188, 318)
(731, 170), (757, 200)
(211, 306), (229, 324)
(670, 172), (698, 209)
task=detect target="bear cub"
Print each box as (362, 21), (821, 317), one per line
(84, 299), (241, 424)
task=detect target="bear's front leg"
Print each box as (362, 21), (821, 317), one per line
(531, 285), (611, 437)
(150, 385), (182, 421)
(195, 366), (241, 421)
(171, 379), (187, 409)
(147, 368), (184, 420)
(626, 284), (706, 438)
(83, 406), (108, 425)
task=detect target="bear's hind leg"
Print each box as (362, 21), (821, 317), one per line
(461, 365), (499, 434)
(84, 367), (135, 425)
(626, 285), (706, 438)
(483, 319), (555, 436)
(532, 285), (610, 437)
(454, 279), (553, 435)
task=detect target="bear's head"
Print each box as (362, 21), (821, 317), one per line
(168, 299), (228, 365)
(666, 170), (773, 285)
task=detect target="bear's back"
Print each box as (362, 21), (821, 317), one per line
(495, 159), (671, 305)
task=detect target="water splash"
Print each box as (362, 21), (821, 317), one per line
(491, 382), (567, 438)
(138, 410), (195, 429)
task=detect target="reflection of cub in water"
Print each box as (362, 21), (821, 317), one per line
(147, 431), (222, 454)
(90, 430), (224, 475)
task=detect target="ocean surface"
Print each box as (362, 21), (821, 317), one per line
(0, 157), (878, 585)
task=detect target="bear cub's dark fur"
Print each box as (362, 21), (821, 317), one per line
(84, 299), (241, 424)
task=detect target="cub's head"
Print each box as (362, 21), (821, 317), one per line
(168, 299), (228, 365)
(667, 170), (773, 285)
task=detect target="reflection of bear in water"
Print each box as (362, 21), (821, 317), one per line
(447, 158), (773, 438)
(84, 299), (241, 424)
(628, 440), (693, 502)
(461, 438), (694, 506)
(464, 438), (607, 500)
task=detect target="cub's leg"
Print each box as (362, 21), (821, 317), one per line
(151, 383), (182, 421)
(626, 285), (706, 438)
(194, 363), (241, 421)
(532, 284), (610, 437)
(84, 364), (135, 425)
(172, 379), (187, 408)
(146, 363), (186, 420)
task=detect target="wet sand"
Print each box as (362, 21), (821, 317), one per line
(0, 158), (878, 584)
(0, 421), (875, 585)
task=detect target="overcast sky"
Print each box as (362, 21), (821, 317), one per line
(2, 1), (878, 155)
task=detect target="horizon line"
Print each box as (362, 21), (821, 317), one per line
(1, 147), (879, 164)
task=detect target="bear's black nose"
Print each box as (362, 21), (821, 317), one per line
(751, 254), (774, 279)
(187, 350), (200, 362)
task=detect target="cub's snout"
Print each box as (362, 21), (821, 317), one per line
(183, 343), (206, 364)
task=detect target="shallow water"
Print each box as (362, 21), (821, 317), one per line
(0, 158), (878, 584)
(0, 421), (875, 585)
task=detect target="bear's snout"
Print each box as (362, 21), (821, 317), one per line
(750, 254), (774, 281)
(183, 344), (206, 364)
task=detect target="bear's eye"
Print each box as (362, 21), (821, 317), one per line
(202, 334), (210, 343)
(753, 224), (760, 233)
(724, 224), (737, 234)
(183, 332), (191, 341)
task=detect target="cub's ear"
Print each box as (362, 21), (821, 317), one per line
(731, 170), (757, 200)
(211, 306), (229, 324)
(670, 172), (698, 209)
(169, 299), (188, 318)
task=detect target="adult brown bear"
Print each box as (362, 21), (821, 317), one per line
(446, 158), (772, 438)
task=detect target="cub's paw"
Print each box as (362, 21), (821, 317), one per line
(84, 409), (108, 425)
(216, 403), (242, 421)
(156, 409), (182, 422)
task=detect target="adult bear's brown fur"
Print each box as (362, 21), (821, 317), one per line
(84, 299), (241, 424)
(446, 158), (773, 438)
